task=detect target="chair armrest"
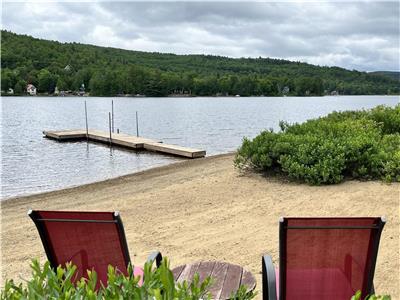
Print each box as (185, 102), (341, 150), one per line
(262, 255), (277, 300)
(147, 251), (163, 268)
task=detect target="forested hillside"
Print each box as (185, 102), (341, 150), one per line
(1, 30), (399, 96)
(369, 71), (400, 82)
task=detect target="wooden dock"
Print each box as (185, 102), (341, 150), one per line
(43, 129), (206, 158)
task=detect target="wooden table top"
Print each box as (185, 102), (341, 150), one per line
(172, 261), (256, 300)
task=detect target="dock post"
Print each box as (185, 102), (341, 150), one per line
(111, 100), (114, 133)
(136, 111), (139, 137)
(108, 112), (112, 147)
(84, 101), (89, 141)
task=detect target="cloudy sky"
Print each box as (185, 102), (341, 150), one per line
(2, 1), (399, 71)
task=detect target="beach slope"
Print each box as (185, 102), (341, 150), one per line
(1, 154), (399, 297)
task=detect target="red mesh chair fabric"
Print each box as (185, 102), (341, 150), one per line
(29, 210), (139, 287)
(280, 217), (384, 300)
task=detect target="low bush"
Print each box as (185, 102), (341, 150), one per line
(235, 105), (400, 185)
(352, 290), (391, 300)
(1, 259), (256, 300)
(0, 260), (391, 299)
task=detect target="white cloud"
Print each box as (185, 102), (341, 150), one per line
(1, 1), (399, 71)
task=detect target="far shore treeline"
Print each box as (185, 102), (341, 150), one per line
(1, 30), (399, 97)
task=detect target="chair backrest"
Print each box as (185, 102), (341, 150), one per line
(279, 217), (385, 300)
(29, 210), (131, 285)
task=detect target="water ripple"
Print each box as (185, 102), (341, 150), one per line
(1, 95), (398, 199)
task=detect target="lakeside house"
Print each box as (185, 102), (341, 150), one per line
(331, 90), (339, 96)
(282, 86), (290, 95)
(64, 64), (72, 72)
(26, 84), (37, 95)
(79, 83), (85, 96)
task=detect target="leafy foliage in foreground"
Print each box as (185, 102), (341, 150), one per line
(1, 30), (399, 96)
(235, 105), (400, 185)
(1, 259), (256, 300)
(352, 290), (391, 300)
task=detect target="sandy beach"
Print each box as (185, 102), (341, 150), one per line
(1, 153), (399, 298)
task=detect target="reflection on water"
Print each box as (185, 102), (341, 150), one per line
(1, 95), (398, 199)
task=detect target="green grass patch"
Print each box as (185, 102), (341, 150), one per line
(235, 105), (400, 185)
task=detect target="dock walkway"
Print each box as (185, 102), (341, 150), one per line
(43, 129), (206, 158)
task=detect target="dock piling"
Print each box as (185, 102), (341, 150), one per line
(111, 100), (114, 133)
(84, 101), (89, 141)
(108, 112), (112, 147)
(136, 111), (139, 137)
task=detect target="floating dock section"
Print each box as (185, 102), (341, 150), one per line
(43, 129), (206, 158)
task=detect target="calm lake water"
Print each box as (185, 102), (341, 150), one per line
(1, 95), (399, 199)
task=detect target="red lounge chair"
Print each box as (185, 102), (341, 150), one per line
(28, 210), (162, 287)
(262, 217), (386, 300)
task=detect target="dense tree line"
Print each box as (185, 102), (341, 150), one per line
(369, 71), (400, 82)
(1, 30), (399, 96)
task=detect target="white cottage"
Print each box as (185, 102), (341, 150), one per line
(27, 84), (37, 95)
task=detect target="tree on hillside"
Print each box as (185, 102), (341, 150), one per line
(295, 77), (323, 96)
(14, 79), (27, 94)
(26, 70), (39, 87)
(72, 68), (91, 91)
(144, 71), (167, 96)
(38, 69), (58, 93)
(1, 30), (399, 97)
(127, 65), (147, 94)
(56, 77), (69, 91)
(89, 71), (119, 96)
(1, 68), (16, 91)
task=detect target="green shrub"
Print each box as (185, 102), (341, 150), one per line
(235, 105), (400, 185)
(1, 259), (256, 300)
(352, 290), (391, 300)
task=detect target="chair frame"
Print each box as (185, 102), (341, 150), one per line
(28, 210), (162, 275)
(262, 217), (386, 300)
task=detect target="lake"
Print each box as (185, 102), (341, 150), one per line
(1, 95), (399, 199)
